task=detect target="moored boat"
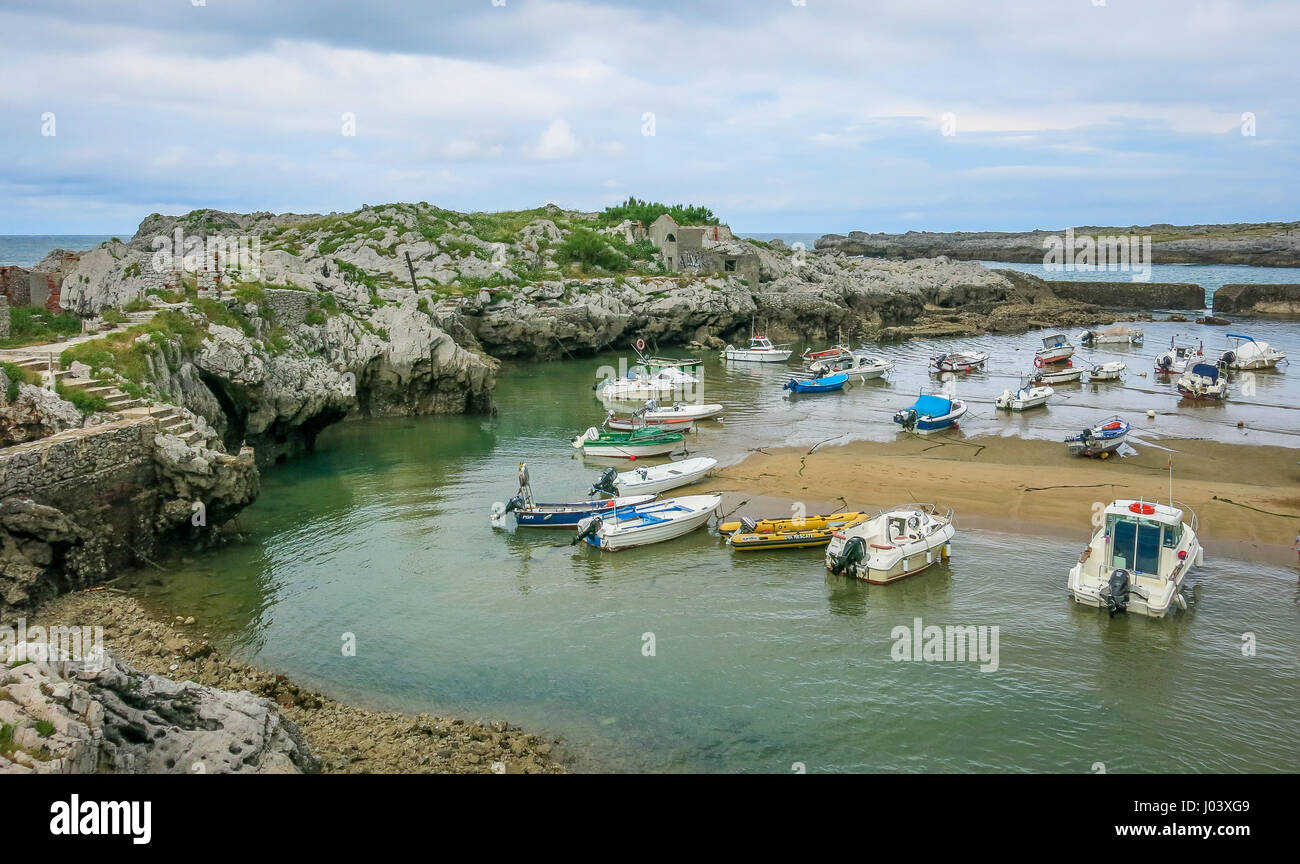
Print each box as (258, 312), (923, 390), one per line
(893, 393), (967, 432)
(1088, 360), (1126, 381)
(784, 372), (849, 394)
(995, 383), (1054, 411)
(571, 426), (684, 458)
(1154, 339), (1204, 374)
(1035, 333), (1076, 364)
(1064, 416), (1130, 457)
(589, 456), (718, 497)
(1079, 325), (1144, 346)
(1219, 334), (1286, 370)
(603, 411), (695, 432)
(596, 367), (699, 400)
(721, 335), (793, 363)
(722, 510), (869, 551)
(490, 493), (657, 529)
(929, 351), (988, 373)
(809, 349), (894, 379)
(1030, 362), (1083, 385)
(572, 494), (721, 551)
(636, 399), (724, 421)
(825, 504), (955, 584)
(636, 355), (704, 376)
(1067, 499), (1203, 618)
(1176, 362), (1229, 400)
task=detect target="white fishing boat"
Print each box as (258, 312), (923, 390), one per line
(929, 350), (988, 374)
(809, 348), (894, 380)
(596, 367), (699, 400)
(1035, 333), (1075, 364)
(603, 410), (695, 432)
(1219, 334), (1286, 370)
(1153, 339), (1204, 374)
(1067, 499), (1203, 618)
(721, 335), (793, 363)
(1064, 416), (1130, 457)
(589, 456), (718, 497)
(1088, 360), (1126, 381)
(639, 399), (725, 421)
(1079, 325), (1144, 346)
(572, 494), (721, 551)
(1030, 362), (1083, 385)
(995, 383), (1054, 411)
(1176, 362), (1229, 400)
(825, 504), (955, 584)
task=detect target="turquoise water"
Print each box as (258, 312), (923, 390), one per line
(0, 235), (119, 267)
(126, 333), (1300, 773)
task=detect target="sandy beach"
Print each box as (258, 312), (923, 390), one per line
(712, 433), (1300, 567)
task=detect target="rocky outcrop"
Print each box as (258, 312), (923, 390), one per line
(1041, 281), (1206, 310)
(1212, 283), (1300, 316)
(0, 643), (318, 774)
(816, 222), (1300, 267)
(0, 380), (83, 447)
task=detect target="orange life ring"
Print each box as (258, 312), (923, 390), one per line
(1033, 356), (1045, 368)
(1128, 502), (1156, 515)
(635, 338), (646, 352)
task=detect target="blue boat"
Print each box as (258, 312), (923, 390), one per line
(1064, 416), (1131, 457)
(491, 493), (656, 528)
(892, 393), (968, 432)
(784, 372), (849, 394)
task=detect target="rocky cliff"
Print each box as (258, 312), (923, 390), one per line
(1212, 283), (1300, 316)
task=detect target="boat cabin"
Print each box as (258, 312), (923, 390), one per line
(750, 336), (777, 351)
(913, 394), (953, 418)
(1100, 500), (1186, 578)
(1042, 334), (1069, 349)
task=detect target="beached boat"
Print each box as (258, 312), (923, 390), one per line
(1154, 339), (1204, 374)
(490, 493), (657, 529)
(721, 510), (869, 551)
(1030, 362), (1083, 385)
(929, 351), (988, 374)
(784, 372), (849, 394)
(995, 383), (1054, 411)
(1035, 333), (1076, 364)
(1219, 334), (1286, 370)
(721, 335), (793, 363)
(1079, 325), (1144, 346)
(572, 494), (721, 551)
(1067, 499), (1203, 618)
(809, 349), (894, 379)
(589, 456), (718, 498)
(1064, 416), (1130, 457)
(1176, 362), (1229, 400)
(893, 393), (967, 432)
(596, 367), (699, 401)
(571, 426), (684, 458)
(603, 411), (695, 432)
(1088, 360), (1126, 381)
(638, 399), (725, 421)
(825, 504), (955, 584)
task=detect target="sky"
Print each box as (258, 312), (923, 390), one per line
(0, 0), (1296, 235)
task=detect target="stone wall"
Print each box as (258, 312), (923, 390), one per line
(1044, 281), (1205, 310)
(0, 296), (8, 340)
(1211, 283), (1300, 316)
(264, 288), (312, 325)
(0, 266), (31, 307)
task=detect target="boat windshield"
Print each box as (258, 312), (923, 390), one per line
(1108, 516), (1165, 576)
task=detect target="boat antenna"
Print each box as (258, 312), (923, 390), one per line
(1167, 456), (1173, 507)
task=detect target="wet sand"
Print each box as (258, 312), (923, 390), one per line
(711, 433), (1300, 567)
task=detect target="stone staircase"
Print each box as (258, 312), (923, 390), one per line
(9, 355), (209, 448)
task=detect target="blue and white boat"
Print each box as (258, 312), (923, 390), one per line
(1064, 416), (1131, 457)
(784, 372), (849, 394)
(572, 494), (721, 551)
(893, 393), (968, 433)
(491, 493), (656, 529)
(1176, 362), (1228, 400)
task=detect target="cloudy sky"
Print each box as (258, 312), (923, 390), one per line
(1, 0), (1295, 234)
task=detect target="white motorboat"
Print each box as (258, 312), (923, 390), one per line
(1030, 362), (1083, 385)
(929, 350), (988, 374)
(1219, 334), (1286, 370)
(1064, 416), (1130, 457)
(825, 504), (955, 584)
(573, 494), (721, 551)
(1079, 325), (1144, 346)
(639, 399), (724, 421)
(721, 335), (793, 363)
(1176, 362), (1229, 400)
(1088, 361), (1126, 381)
(596, 367), (699, 400)
(1035, 333), (1075, 364)
(589, 456), (718, 498)
(995, 383), (1054, 411)
(1153, 339), (1204, 374)
(1067, 499), (1203, 618)
(810, 349), (894, 380)
(603, 410), (695, 432)
(893, 393), (968, 432)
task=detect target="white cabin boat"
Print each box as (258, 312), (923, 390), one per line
(1219, 334), (1286, 370)
(1067, 499), (1203, 618)
(929, 351), (988, 373)
(1176, 362), (1229, 400)
(573, 494), (721, 551)
(1154, 340), (1204, 374)
(1030, 363), (1083, 385)
(810, 349), (894, 379)
(825, 504), (955, 584)
(1035, 333), (1075, 364)
(639, 399), (725, 421)
(1088, 361), (1125, 381)
(721, 335), (793, 363)
(995, 383), (1054, 411)
(596, 367), (699, 400)
(589, 457), (718, 497)
(1079, 326), (1144, 346)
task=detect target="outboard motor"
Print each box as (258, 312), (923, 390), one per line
(829, 536), (867, 577)
(740, 517), (758, 533)
(1100, 568), (1131, 617)
(1220, 349), (1236, 366)
(895, 408), (920, 431)
(1157, 354), (1173, 370)
(571, 515), (603, 546)
(783, 378), (797, 391)
(590, 467), (619, 497)
(932, 354), (947, 369)
(1080, 330), (1095, 346)
(503, 495), (524, 514)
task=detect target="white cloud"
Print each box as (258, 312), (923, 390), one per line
(531, 120), (580, 160)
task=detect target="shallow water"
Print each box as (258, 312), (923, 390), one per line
(128, 325), (1300, 772)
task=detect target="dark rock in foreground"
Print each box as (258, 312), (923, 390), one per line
(1212, 283), (1300, 316)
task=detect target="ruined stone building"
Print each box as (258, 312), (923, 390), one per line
(647, 214), (760, 285)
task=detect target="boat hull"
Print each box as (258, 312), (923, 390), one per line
(581, 441), (681, 458)
(513, 495), (657, 528)
(586, 495), (720, 551)
(604, 416), (695, 432)
(722, 349), (793, 363)
(612, 457), (718, 496)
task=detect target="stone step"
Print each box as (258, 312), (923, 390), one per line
(180, 430), (205, 447)
(159, 416), (188, 430)
(106, 398), (143, 411)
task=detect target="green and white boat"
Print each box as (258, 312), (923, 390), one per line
(570, 426), (685, 458)
(636, 356), (704, 377)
